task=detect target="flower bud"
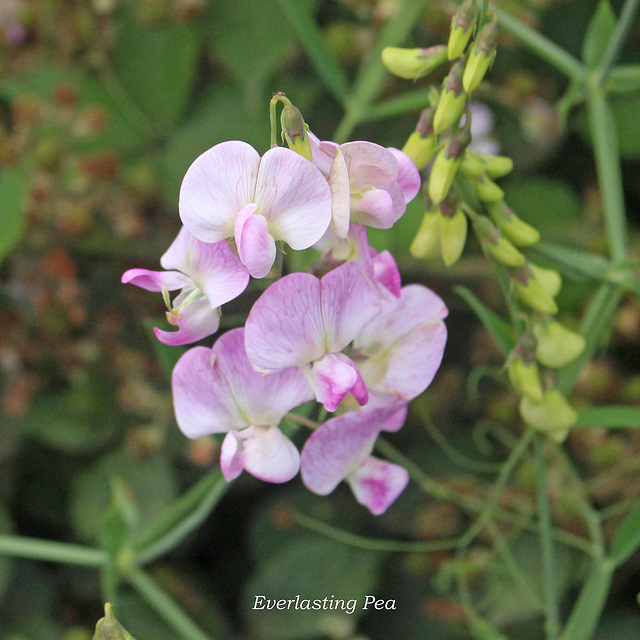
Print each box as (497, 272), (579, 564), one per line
(487, 201), (540, 247)
(448, 0), (478, 60)
(460, 151), (486, 178)
(530, 264), (561, 298)
(479, 153), (513, 178)
(402, 107), (437, 170)
(439, 197), (467, 266)
(428, 121), (471, 204)
(93, 604), (136, 640)
(508, 333), (543, 402)
(511, 266), (558, 314)
(433, 61), (467, 134)
(475, 175), (504, 202)
(382, 45), (448, 80)
(473, 216), (525, 267)
(463, 15), (499, 93)
(519, 389), (577, 442)
(411, 209), (441, 260)
(280, 103), (312, 162)
(532, 319), (585, 368)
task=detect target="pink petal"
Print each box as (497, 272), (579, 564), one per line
(121, 268), (190, 292)
(388, 147), (421, 203)
(320, 261), (381, 353)
(245, 273), (326, 373)
(309, 131), (338, 176)
(254, 147), (332, 250)
(351, 188), (396, 229)
(306, 353), (367, 412)
(179, 141), (260, 243)
(300, 406), (401, 495)
(155, 296), (221, 346)
(347, 457), (409, 515)
(220, 431), (245, 481)
(340, 142), (399, 191)
(241, 425), (301, 483)
(159, 226), (193, 273)
(236, 210), (277, 279)
(372, 250), (402, 298)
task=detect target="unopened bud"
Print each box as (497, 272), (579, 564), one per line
(508, 334), (543, 402)
(428, 121), (471, 204)
(402, 107), (436, 169)
(487, 201), (540, 247)
(382, 45), (448, 80)
(439, 198), (467, 266)
(511, 266), (558, 314)
(448, 0), (477, 60)
(463, 14), (499, 93)
(475, 175), (504, 202)
(281, 103), (312, 162)
(411, 209), (441, 260)
(93, 604), (136, 640)
(433, 61), (467, 134)
(519, 389), (577, 441)
(473, 216), (525, 267)
(532, 319), (585, 368)
(478, 153), (513, 178)
(460, 151), (486, 178)
(530, 264), (561, 298)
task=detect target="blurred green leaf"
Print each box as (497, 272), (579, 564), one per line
(454, 286), (516, 355)
(0, 168), (28, 266)
(582, 1), (617, 69)
(0, 507), (14, 605)
(576, 405), (640, 428)
(100, 479), (140, 559)
(611, 502), (640, 566)
(244, 537), (381, 640)
(113, 9), (200, 130)
(71, 449), (177, 543)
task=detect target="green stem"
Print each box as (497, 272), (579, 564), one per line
(495, 8), (586, 82)
(608, 64), (640, 93)
(599, 0), (640, 83)
(0, 534), (107, 567)
(127, 567), (213, 640)
(333, 0), (426, 142)
(364, 88), (433, 122)
(535, 434), (561, 640)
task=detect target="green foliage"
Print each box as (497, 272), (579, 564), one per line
(0, 168), (28, 265)
(583, 1), (618, 68)
(610, 502), (640, 566)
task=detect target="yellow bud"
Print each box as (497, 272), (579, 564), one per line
(487, 201), (540, 247)
(533, 319), (586, 368)
(488, 237), (525, 267)
(411, 210), (441, 260)
(508, 356), (544, 403)
(402, 131), (437, 170)
(463, 16), (499, 92)
(520, 389), (577, 440)
(475, 175), (504, 202)
(382, 45), (449, 80)
(433, 61), (467, 134)
(530, 264), (562, 298)
(512, 268), (558, 314)
(439, 207), (467, 266)
(447, 0), (477, 60)
(479, 153), (513, 178)
(460, 151), (486, 179)
(428, 150), (460, 205)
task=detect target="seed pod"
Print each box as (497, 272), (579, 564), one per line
(382, 45), (449, 80)
(463, 14), (499, 92)
(475, 175), (504, 202)
(411, 210), (441, 260)
(473, 216), (525, 267)
(487, 201), (540, 247)
(433, 60), (467, 134)
(532, 319), (586, 368)
(448, 0), (478, 60)
(439, 197), (467, 266)
(511, 265), (558, 314)
(519, 389), (577, 442)
(402, 107), (437, 170)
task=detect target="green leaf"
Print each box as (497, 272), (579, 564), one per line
(576, 405), (640, 429)
(582, 1), (617, 69)
(0, 169), (28, 265)
(611, 502), (640, 566)
(454, 286), (516, 355)
(112, 8), (200, 130)
(100, 479), (140, 559)
(609, 65), (640, 93)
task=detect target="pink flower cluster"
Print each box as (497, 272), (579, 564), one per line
(123, 134), (448, 515)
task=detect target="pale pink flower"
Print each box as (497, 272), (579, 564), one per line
(172, 328), (313, 483)
(179, 141), (332, 279)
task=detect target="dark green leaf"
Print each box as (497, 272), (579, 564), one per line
(576, 405), (640, 429)
(582, 1), (617, 68)
(611, 502), (640, 566)
(0, 169), (28, 265)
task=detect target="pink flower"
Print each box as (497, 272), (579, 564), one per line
(244, 261), (382, 412)
(172, 328), (313, 483)
(179, 141), (332, 279)
(122, 227), (249, 346)
(300, 407), (409, 515)
(309, 134), (420, 237)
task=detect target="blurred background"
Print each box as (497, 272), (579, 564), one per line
(0, 0), (639, 638)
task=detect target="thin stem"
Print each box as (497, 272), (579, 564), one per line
(127, 567), (213, 640)
(284, 411), (320, 430)
(599, 0), (640, 83)
(0, 534), (107, 567)
(364, 88), (433, 122)
(534, 434), (561, 640)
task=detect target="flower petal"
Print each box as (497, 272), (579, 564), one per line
(241, 425), (301, 483)
(179, 141), (260, 243)
(351, 188), (396, 229)
(236, 210), (277, 279)
(346, 456), (409, 515)
(155, 296), (221, 346)
(328, 147), (351, 239)
(300, 406), (399, 495)
(255, 147), (332, 250)
(220, 431), (245, 481)
(121, 268), (190, 292)
(309, 131), (338, 176)
(320, 261), (381, 353)
(245, 273), (326, 372)
(340, 141), (398, 190)
(306, 353), (367, 412)
(372, 250), (402, 298)
(388, 147), (421, 203)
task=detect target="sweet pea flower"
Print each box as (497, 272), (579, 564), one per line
(172, 328), (313, 483)
(309, 134), (420, 237)
(353, 284), (448, 405)
(301, 407), (409, 515)
(244, 261), (382, 412)
(122, 227), (249, 346)
(179, 141), (332, 279)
